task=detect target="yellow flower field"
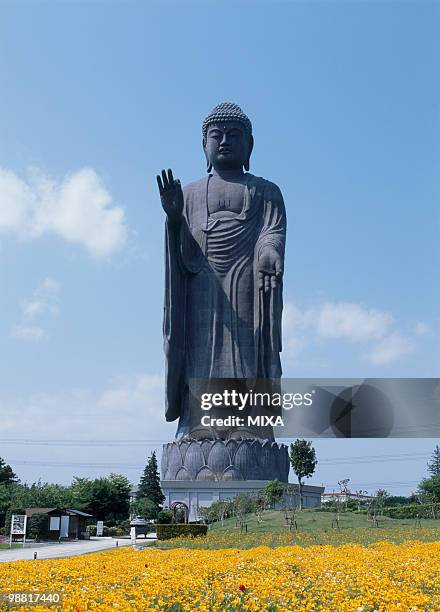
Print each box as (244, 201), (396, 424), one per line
(158, 526), (440, 549)
(1, 541), (440, 611)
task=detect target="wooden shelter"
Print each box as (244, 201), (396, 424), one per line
(25, 507), (93, 540)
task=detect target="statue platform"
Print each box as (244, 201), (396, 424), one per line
(161, 438), (290, 482)
(160, 478), (324, 522)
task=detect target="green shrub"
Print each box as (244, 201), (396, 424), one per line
(156, 524), (208, 540)
(86, 524), (126, 537)
(106, 526), (126, 537)
(198, 500), (234, 524)
(28, 513), (49, 541)
(381, 503), (439, 519)
(156, 510), (173, 524)
(116, 519), (130, 532)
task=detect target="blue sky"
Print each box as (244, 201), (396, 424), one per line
(0, 0), (439, 494)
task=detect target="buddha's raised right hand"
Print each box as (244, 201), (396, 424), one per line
(156, 168), (184, 223)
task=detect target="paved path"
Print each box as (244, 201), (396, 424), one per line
(0, 537), (155, 563)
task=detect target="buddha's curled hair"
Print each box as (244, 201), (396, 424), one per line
(202, 102), (252, 140)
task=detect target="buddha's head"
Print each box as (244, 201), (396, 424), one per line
(202, 102), (254, 172)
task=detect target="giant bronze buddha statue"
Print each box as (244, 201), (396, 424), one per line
(157, 103), (289, 481)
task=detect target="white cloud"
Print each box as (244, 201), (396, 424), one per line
(0, 166), (127, 258)
(282, 303), (312, 361)
(317, 302), (393, 342)
(366, 332), (413, 366)
(282, 300), (417, 367)
(10, 325), (47, 342)
(0, 374), (175, 484)
(0, 168), (32, 231)
(11, 277), (60, 341)
(0, 374), (168, 437)
(413, 322), (431, 336)
(21, 277), (60, 321)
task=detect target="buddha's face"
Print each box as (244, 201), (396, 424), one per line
(204, 121), (253, 171)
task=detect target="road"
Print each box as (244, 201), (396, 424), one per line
(0, 537), (155, 563)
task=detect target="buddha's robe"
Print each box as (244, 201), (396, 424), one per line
(163, 173), (286, 436)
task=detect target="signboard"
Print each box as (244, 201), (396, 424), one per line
(11, 514), (26, 535)
(96, 521), (104, 537)
(10, 514), (27, 548)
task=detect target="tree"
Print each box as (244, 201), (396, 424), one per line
(0, 458), (18, 485)
(338, 479), (351, 511)
(107, 474), (131, 521)
(264, 480), (284, 508)
(69, 477), (94, 508)
(130, 497), (157, 521)
(281, 485), (298, 529)
(418, 475), (440, 503)
(27, 481), (71, 508)
(137, 452), (165, 510)
(289, 439), (317, 510)
(197, 500), (233, 525)
(86, 478), (115, 520)
(374, 489), (390, 515)
(0, 483), (15, 527)
(354, 489), (368, 512)
(427, 445), (440, 477)
(75, 475), (131, 522)
(233, 493), (255, 529)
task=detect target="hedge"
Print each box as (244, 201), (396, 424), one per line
(381, 503), (439, 519)
(86, 524), (127, 537)
(156, 524), (208, 540)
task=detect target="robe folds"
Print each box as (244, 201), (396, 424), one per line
(163, 173), (286, 430)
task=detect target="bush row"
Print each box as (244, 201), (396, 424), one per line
(86, 525), (127, 537)
(381, 503), (439, 519)
(156, 524), (208, 540)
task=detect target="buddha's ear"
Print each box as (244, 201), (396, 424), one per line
(203, 139), (212, 173)
(244, 135), (254, 171)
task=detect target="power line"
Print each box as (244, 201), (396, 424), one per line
(325, 481), (420, 489)
(5, 454), (431, 470)
(10, 460), (144, 469)
(0, 439), (436, 462)
(0, 439), (168, 447)
(8, 461), (423, 489)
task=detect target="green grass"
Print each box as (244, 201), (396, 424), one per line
(209, 509), (440, 533)
(154, 510), (440, 549)
(0, 543), (21, 549)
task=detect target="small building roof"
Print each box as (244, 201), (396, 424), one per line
(25, 507), (56, 517)
(25, 507), (93, 518)
(65, 508), (93, 517)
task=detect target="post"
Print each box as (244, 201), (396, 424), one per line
(23, 515), (27, 548)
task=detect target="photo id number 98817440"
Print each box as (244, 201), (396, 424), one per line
(1, 592), (63, 608)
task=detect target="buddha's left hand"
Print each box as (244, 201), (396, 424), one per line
(258, 246), (283, 293)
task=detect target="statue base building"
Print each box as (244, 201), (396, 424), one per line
(160, 478), (324, 522)
(161, 439), (290, 482)
(160, 438), (325, 521)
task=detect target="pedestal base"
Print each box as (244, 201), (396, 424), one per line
(161, 438), (290, 482)
(161, 480), (324, 521)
